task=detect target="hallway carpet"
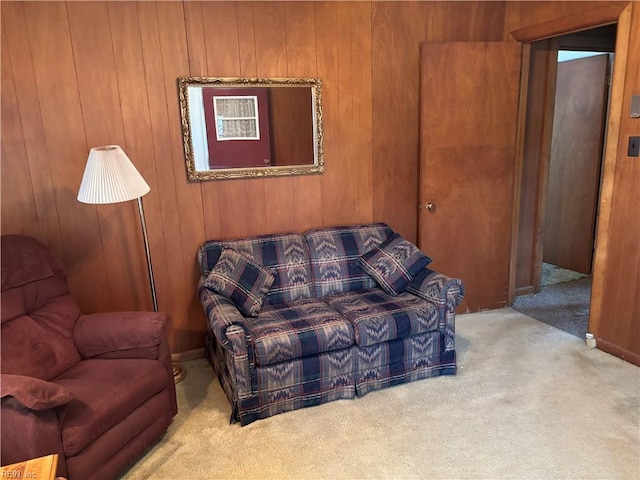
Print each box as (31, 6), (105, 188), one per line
(512, 277), (592, 339)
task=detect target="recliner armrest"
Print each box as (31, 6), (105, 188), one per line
(0, 374), (73, 411)
(73, 311), (168, 359)
(1, 375), (69, 476)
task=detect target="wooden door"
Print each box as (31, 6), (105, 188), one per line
(269, 87), (315, 166)
(543, 54), (609, 274)
(419, 42), (522, 312)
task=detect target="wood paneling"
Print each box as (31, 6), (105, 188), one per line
(3, 1), (635, 357)
(68, 2), (148, 309)
(589, 3), (640, 363)
(14, 2), (111, 313)
(285, 1), (325, 232)
(1, 1), (376, 353)
(1, 23), (41, 244)
(543, 55), (609, 274)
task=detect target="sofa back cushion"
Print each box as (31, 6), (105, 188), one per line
(304, 223), (393, 298)
(198, 233), (313, 306)
(1, 235), (82, 380)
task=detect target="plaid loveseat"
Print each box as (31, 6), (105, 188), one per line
(198, 223), (464, 425)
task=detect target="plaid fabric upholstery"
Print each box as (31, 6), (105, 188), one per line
(358, 233), (432, 295)
(325, 289), (439, 347)
(199, 223), (463, 426)
(355, 331), (456, 396)
(251, 299), (354, 366)
(305, 223), (393, 298)
(236, 348), (356, 425)
(200, 284), (254, 398)
(200, 279), (250, 347)
(198, 233), (313, 306)
(203, 248), (275, 317)
(407, 270), (464, 351)
(205, 330), (238, 409)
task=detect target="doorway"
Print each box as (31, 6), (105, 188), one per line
(511, 25), (617, 339)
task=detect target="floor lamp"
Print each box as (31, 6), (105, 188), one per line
(77, 145), (186, 384)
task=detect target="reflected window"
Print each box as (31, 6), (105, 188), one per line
(213, 96), (260, 140)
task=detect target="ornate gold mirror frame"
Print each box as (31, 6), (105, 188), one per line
(178, 76), (324, 181)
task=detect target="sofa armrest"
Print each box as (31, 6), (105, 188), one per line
(406, 268), (464, 351)
(200, 280), (254, 399)
(199, 280), (251, 350)
(73, 311), (168, 359)
(1, 374), (70, 476)
(406, 268), (464, 308)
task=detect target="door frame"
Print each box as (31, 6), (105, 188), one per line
(507, 1), (633, 342)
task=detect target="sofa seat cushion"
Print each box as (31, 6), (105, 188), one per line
(325, 289), (439, 347)
(53, 358), (168, 457)
(250, 299), (354, 366)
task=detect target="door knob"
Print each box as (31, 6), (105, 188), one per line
(426, 202), (435, 212)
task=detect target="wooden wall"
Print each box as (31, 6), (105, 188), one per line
(1, 1), (504, 354)
(589, 2), (640, 363)
(1, 1), (376, 354)
(4, 1), (635, 359)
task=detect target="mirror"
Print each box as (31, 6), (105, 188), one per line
(178, 77), (324, 181)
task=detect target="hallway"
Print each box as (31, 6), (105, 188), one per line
(512, 263), (591, 339)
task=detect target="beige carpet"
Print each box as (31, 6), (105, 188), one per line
(121, 309), (640, 480)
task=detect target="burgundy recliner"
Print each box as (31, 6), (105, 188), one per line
(1, 235), (177, 479)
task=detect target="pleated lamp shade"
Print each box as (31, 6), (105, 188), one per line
(77, 145), (150, 204)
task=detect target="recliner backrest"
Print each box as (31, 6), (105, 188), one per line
(1, 235), (81, 380)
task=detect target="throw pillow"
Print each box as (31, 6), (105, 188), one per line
(204, 248), (275, 317)
(358, 233), (432, 296)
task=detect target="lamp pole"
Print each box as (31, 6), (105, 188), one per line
(136, 197), (158, 312)
(136, 195), (186, 383)
(78, 145), (185, 384)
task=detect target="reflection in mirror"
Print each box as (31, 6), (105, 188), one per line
(178, 77), (324, 181)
